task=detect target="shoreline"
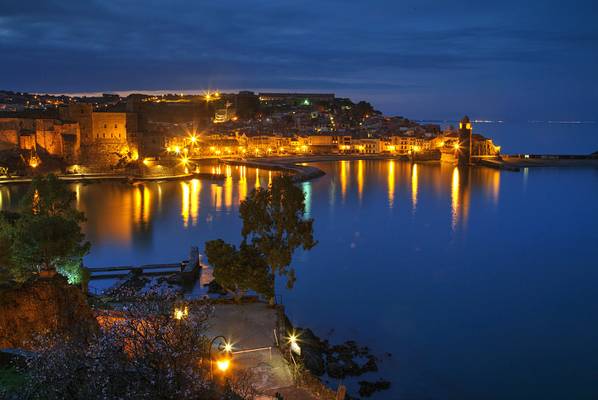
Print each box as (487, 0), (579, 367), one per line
(0, 172), (225, 185)
(2, 153), (596, 185)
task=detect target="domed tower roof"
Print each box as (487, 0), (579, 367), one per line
(461, 115), (470, 124)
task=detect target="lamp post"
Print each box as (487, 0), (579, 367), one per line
(208, 335), (232, 380)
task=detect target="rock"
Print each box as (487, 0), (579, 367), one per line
(296, 328), (327, 376)
(358, 379), (391, 397)
(302, 347), (326, 376)
(327, 361), (346, 379)
(0, 275), (98, 349)
(359, 355), (378, 374)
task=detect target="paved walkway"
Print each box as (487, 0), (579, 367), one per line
(207, 303), (318, 399)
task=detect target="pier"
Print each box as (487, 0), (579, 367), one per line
(86, 247), (203, 283)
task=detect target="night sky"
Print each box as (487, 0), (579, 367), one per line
(1, 0), (597, 120)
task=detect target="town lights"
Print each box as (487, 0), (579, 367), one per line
(189, 135), (197, 144)
(174, 146), (181, 155)
(180, 156), (189, 166)
(453, 143), (460, 150)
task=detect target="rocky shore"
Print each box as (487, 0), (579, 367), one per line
(286, 324), (391, 398)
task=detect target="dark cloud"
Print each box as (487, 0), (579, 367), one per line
(0, 0), (596, 119)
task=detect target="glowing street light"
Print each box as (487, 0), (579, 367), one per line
(216, 357), (230, 372)
(173, 306), (188, 320)
(453, 142), (461, 151)
(209, 336), (233, 379)
(287, 331), (301, 356)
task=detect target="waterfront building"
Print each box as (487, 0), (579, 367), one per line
(389, 134), (429, 155)
(59, 103), (138, 165)
(439, 118), (501, 164)
(0, 117), (81, 163)
(353, 138), (382, 154)
(458, 116), (473, 166)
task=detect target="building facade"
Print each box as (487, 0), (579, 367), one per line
(0, 117), (80, 163)
(59, 103), (138, 165)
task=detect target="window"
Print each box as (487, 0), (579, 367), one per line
(114, 124), (118, 128)
(104, 124), (107, 128)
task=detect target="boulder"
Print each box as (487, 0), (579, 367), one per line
(358, 379), (391, 397)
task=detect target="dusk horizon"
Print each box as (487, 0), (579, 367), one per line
(2, 0), (597, 120)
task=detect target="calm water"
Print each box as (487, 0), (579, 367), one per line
(1, 123), (597, 399)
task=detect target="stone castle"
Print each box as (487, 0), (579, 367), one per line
(0, 103), (138, 167)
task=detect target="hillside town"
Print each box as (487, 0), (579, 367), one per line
(0, 90), (501, 176)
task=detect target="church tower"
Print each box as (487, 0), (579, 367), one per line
(458, 116), (472, 166)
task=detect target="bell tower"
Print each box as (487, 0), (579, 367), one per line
(458, 116), (472, 166)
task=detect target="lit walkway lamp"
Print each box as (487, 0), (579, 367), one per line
(286, 330), (302, 367)
(209, 335), (233, 380)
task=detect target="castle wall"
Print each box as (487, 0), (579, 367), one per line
(0, 118), (21, 147)
(0, 117), (81, 163)
(59, 104), (138, 166)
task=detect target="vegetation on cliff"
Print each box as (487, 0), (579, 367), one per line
(0, 174), (89, 284)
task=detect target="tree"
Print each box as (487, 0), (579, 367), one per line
(19, 299), (222, 400)
(6, 174), (90, 280)
(205, 239), (274, 302)
(239, 175), (317, 291)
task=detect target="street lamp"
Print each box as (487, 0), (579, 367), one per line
(208, 336), (233, 379)
(286, 331), (301, 356)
